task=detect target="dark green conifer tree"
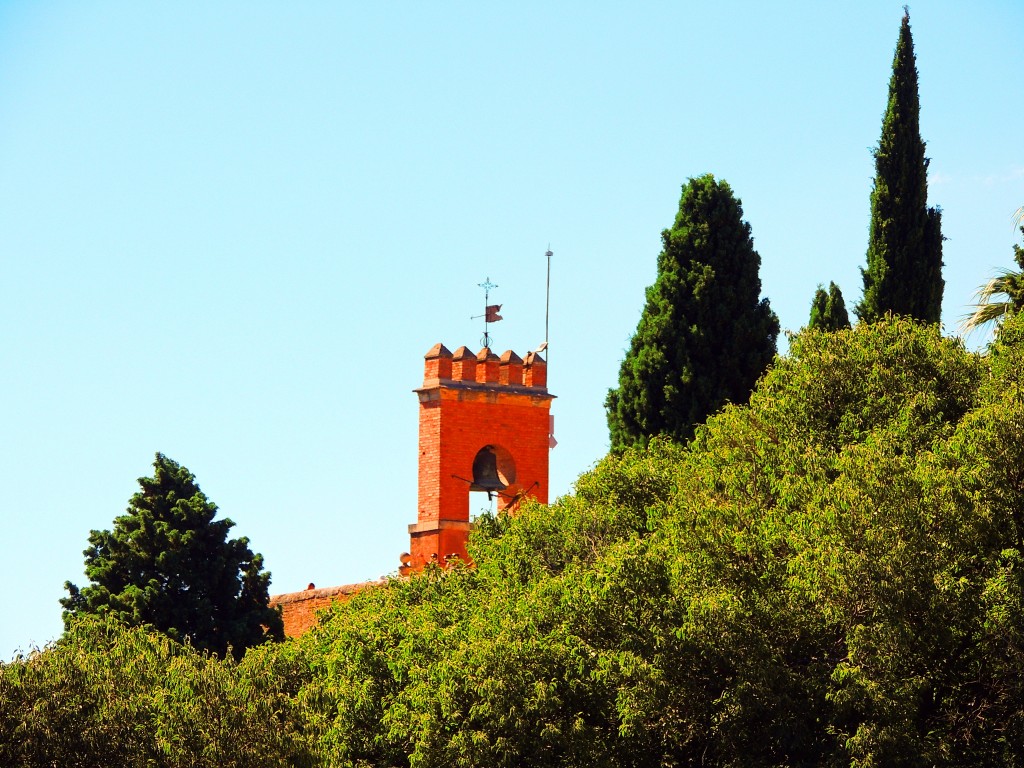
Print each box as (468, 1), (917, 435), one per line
(606, 174), (779, 450)
(62, 453), (283, 658)
(857, 9), (943, 324)
(809, 281), (851, 331)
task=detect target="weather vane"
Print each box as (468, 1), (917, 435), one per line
(472, 276), (502, 348)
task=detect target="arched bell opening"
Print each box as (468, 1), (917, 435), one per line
(470, 444), (516, 498)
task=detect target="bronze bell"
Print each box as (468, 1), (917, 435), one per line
(471, 446), (506, 492)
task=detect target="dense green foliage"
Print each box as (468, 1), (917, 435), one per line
(808, 281), (851, 330)
(962, 225), (1024, 334)
(0, 617), (312, 767)
(295, 318), (1004, 768)
(857, 11), (944, 324)
(61, 453), (283, 659)
(8, 317), (1024, 766)
(606, 174), (779, 450)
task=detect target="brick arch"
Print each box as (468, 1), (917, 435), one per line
(403, 343), (554, 573)
(471, 443), (516, 493)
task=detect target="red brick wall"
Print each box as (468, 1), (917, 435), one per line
(405, 343), (554, 571)
(270, 581), (383, 638)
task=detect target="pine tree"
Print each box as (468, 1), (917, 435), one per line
(857, 9), (943, 324)
(809, 281), (851, 331)
(62, 453), (283, 658)
(606, 174), (779, 450)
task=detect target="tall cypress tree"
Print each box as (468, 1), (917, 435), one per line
(856, 9), (943, 324)
(606, 174), (779, 450)
(809, 282), (851, 331)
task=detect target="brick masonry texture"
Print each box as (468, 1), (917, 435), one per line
(269, 343), (554, 637)
(408, 343), (554, 571)
(270, 581), (384, 638)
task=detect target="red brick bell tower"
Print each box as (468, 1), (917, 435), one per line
(401, 343), (554, 572)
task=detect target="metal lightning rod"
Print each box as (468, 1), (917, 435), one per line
(545, 246), (552, 364)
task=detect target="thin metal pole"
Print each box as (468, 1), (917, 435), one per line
(545, 248), (552, 361)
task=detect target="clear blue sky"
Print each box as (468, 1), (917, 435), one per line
(1, 2), (1021, 658)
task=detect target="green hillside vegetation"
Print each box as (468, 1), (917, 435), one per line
(5, 316), (1024, 766)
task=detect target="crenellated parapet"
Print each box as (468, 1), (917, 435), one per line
(420, 343), (548, 392)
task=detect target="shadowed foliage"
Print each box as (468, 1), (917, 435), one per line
(809, 281), (851, 331)
(857, 10), (944, 324)
(606, 174), (779, 451)
(62, 453), (283, 659)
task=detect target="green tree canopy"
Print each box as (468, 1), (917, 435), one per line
(61, 453), (283, 658)
(857, 9), (944, 324)
(289, 318), (1024, 767)
(605, 173), (779, 450)
(12, 319), (1024, 765)
(0, 617), (312, 767)
(808, 281), (851, 330)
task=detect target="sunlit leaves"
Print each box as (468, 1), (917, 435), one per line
(10, 318), (1024, 765)
(0, 617), (312, 767)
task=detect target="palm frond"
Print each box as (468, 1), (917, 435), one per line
(958, 268), (1021, 336)
(959, 302), (1013, 336)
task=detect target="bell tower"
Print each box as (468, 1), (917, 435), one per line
(401, 343), (554, 572)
